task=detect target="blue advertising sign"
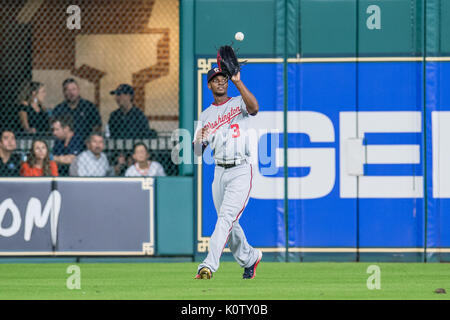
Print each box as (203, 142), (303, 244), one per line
(196, 58), (450, 261)
(426, 61), (450, 261)
(0, 178), (155, 256)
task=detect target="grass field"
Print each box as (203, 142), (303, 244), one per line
(0, 262), (449, 300)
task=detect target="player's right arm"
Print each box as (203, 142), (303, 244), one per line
(192, 126), (211, 157)
(231, 71), (259, 116)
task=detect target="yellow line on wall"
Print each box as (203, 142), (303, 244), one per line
(288, 56), (450, 63)
(288, 248), (424, 253)
(287, 57), (424, 63)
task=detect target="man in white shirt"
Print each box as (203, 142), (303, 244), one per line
(69, 133), (113, 177)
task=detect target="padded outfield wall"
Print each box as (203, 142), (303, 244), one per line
(2, 1), (450, 263)
(179, 0), (450, 262)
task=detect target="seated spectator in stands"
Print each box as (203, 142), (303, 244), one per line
(20, 139), (58, 177)
(69, 132), (113, 177)
(17, 81), (50, 135)
(0, 129), (21, 176)
(52, 78), (102, 142)
(51, 115), (83, 176)
(108, 84), (156, 139)
(125, 142), (166, 177)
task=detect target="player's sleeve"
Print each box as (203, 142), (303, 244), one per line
(238, 96), (250, 117)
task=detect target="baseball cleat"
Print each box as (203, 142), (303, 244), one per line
(195, 267), (212, 279)
(243, 250), (262, 279)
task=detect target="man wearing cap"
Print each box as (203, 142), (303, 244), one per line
(52, 78), (102, 142)
(107, 84), (155, 139)
(192, 67), (262, 280)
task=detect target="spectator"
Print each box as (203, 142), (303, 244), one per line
(17, 81), (50, 135)
(0, 129), (21, 176)
(20, 139), (58, 177)
(69, 132), (113, 177)
(125, 142), (165, 177)
(51, 115), (83, 176)
(52, 78), (102, 141)
(108, 84), (156, 139)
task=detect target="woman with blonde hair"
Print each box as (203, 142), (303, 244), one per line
(17, 81), (50, 135)
(20, 139), (58, 177)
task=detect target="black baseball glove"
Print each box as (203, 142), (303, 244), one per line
(217, 45), (240, 78)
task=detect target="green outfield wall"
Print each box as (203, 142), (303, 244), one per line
(3, 1), (450, 262)
(156, 177), (195, 255)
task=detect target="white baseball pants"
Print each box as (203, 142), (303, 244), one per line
(198, 163), (259, 273)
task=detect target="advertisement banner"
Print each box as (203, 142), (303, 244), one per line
(196, 59), (431, 261)
(0, 179), (54, 254)
(426, 61), (450, 262)
(0, 178), (155, 256)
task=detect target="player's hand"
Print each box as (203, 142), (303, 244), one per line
(195, 127), (211, 143)
(231, 71), (241, 84)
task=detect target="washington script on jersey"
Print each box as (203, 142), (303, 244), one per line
(204, 105), (242, 133)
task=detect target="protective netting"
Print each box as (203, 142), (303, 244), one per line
(0, 0), (179, 177)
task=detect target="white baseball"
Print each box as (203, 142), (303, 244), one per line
(235, 32), (244, 41)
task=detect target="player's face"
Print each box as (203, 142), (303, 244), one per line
(64, 83), (80, 103)
(208, 75), (228, 96)
(88, 135), (104, 156)
(0, 131), (16, 152)
(33, 141), (48, 160)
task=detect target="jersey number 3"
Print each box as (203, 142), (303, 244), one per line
(231, 124), (240, 138)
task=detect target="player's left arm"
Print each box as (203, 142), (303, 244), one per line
(231, 72), (259, 116)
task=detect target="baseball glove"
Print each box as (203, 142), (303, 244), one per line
(217, 45), (240, 78)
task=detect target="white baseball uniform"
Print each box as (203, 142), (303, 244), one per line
(194, 95), (260, 273)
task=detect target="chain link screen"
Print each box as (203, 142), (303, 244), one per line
(0, 0), (179, 177)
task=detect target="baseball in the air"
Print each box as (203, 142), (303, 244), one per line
(235, 32), (244, 41)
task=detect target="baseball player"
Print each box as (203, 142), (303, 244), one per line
(193, 67), (262, 280)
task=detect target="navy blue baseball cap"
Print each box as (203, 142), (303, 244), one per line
(110, 84), (135, 96)
(207, 67), (227, 83)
